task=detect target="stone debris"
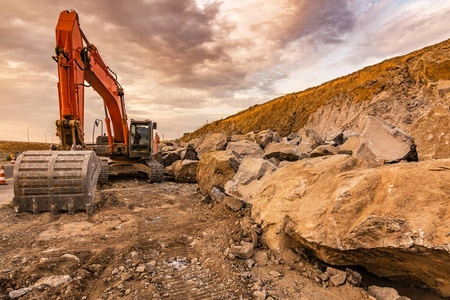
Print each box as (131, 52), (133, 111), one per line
(229, 242), (254, 259)
(368, 285), (411, 300)
(9, 287), (32, 299)
(136, 265), (146, 272)
(33, 275), (72, 289)
(346, 268), (362, 286)
(60, 253), (80, 263)
(223, 196), (243, 211)
(255, 129), (280, 149)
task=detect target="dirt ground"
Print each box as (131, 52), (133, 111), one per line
(0, 178), (443, 300)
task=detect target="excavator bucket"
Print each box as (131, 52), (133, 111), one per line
(13, 151), (101, 214)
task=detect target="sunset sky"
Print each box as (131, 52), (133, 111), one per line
(0, 0), (449, 142)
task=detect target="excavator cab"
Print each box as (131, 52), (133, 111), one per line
(129, 119), (157, 158)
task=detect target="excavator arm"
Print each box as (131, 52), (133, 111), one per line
(13, 10), (162, 215)
(54, 10), (129, 154)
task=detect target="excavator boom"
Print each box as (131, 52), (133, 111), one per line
(54, 10), (129, 153)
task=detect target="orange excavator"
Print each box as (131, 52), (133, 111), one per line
(13, 10), (162, 214)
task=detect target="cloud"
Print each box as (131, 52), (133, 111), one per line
(342, 0), (450, 65)
(0, 0), (448, 140)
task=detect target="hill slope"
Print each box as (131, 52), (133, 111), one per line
(183, 39), (450, 141)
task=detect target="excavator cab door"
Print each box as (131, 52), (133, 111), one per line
(129, 120), (152, 158)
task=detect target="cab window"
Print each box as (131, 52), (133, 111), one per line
(130, 123), (149, 152)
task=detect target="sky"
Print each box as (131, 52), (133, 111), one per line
(0, 0), (449, 142)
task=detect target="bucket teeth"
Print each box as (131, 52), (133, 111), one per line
(68, 202), (75, 215)
(13, 150), (101, 214)
(33, 201), (39, 215)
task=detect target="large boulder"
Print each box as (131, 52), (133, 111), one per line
(331, 131), (359, 146)
(226, 140), (264, 158)
(224, 157), (277, 204)
(162, 151), (181, 167)
(264, 142), (301, 161)
(255, 129), (280, 149)
(196, 151), (240, 198)
(172, 160), (198, 183)
(354, 116), (417, 163)
(310, 145), (339, 157)
(252, 155), (450, 297)
(298, 129), (324, 149)
(340, 136), (359, 154)
(195, 133), (230, 159)
(181, 144), (198, 160)
(410, 104), (450, 160)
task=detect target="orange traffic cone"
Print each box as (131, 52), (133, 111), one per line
(10, 156), (15, 164)
(0, 166), (6, 185)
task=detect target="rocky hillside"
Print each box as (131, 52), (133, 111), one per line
(156, 38), (450, 299)
(183, 38), (450, 141)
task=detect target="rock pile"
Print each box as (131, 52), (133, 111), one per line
(158, 112), (449, 297)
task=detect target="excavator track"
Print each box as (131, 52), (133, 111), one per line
(98, 157), (109, 183)
(146, 158), (164, 182)
(13, 151), (101, 214)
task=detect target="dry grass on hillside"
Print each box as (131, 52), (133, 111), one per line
(0, 141), (51, 151)
(182, 38), (450, 141)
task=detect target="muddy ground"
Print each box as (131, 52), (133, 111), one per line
(0, 178), (443, 300)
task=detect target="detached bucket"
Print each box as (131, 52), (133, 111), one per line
(13, 151), (101, 214)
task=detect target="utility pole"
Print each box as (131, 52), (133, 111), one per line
(45, 131), (50, 143)
(27, 126), (33, 142)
